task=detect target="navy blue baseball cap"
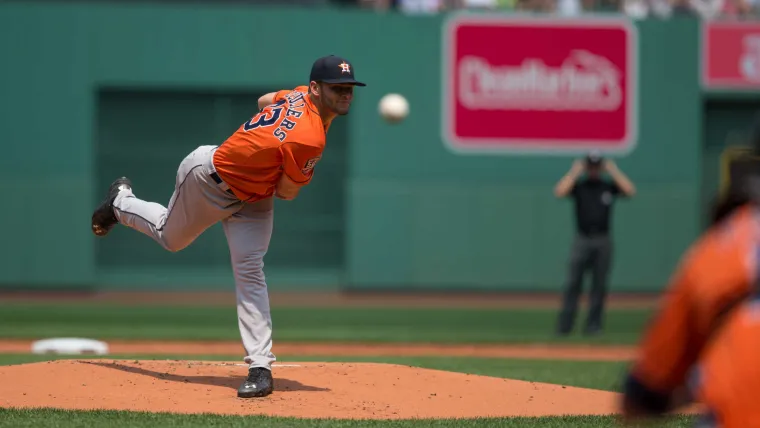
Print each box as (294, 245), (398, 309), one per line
(310, 55), (366, 87)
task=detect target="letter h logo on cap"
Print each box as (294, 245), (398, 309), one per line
(310, 55), (366, 86)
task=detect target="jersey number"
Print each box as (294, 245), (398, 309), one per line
(244, 99), (285, 131)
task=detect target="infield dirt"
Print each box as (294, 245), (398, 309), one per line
(0, 359), (625, 419)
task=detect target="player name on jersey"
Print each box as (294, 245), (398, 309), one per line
(245, 90), (308, 143)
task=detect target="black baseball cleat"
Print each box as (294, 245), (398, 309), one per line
(237, 367), (273, 398)
(91, 177), (132, 237)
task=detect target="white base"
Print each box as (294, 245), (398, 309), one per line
(31, 338), (109, 355)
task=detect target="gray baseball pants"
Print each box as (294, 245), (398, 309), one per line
(557, 234), (613, 334)
(112, 144), (276, 370)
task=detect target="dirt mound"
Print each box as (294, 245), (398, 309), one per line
(0, 359), (623, 419)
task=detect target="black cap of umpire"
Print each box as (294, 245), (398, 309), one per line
(585, 150), (604, 168)
(310, 55), (366, 87)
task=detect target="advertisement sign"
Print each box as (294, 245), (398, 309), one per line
(702, 21), (760, 89)
(442, 15), (638, 155)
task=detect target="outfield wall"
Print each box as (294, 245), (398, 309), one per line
(1, 2), (757, 292)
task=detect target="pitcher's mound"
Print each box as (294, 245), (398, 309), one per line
(0, 359), (621, 419)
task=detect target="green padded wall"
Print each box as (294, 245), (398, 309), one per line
(0, 2), (720, 292)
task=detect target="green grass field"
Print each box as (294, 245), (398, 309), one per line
(0, 303), (652, 344)
(0, 408), (696, 428)
(0, 301), (697, 427)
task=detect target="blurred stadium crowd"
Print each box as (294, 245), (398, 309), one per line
(347, 0), (759, 20)
(41, 0), (760, 23)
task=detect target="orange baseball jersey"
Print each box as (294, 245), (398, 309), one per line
(625, 204), (760, 424)
(213, 86), (328, 203)
(692, 297), (760, 427)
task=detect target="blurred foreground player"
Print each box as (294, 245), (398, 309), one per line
(621, 115), (760, 427)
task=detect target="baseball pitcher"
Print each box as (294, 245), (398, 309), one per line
(91, 55), (366, 398)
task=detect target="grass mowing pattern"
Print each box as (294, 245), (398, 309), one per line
(0, 408), (697, 428)
(0, 303), (651, 344)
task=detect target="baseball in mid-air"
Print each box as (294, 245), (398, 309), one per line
(378, 93), (409, 123)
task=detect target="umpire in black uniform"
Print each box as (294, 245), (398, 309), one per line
(553, 151), (636, 336)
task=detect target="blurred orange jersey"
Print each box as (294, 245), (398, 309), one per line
(213, 86), (328, 203)
(694, 296), (760, 427)
(628, 204), (760, 426)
